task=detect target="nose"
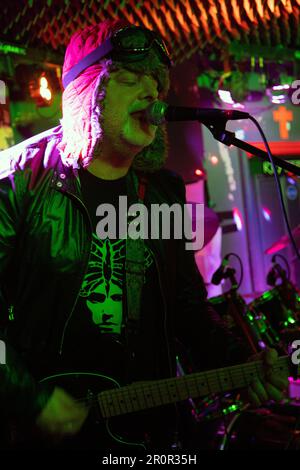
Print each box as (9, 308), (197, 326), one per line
(139, 75), (159, 102)
(102, 314), (113, 323)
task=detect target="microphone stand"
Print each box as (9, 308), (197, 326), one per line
(221, 268), (259, 354)
(201, 119), (300, 176)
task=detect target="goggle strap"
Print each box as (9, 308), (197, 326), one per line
(63, 40), (114, 89)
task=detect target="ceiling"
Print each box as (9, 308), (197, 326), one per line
(1, 0), (300, 65)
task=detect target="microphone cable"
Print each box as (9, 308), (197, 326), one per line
(248, 116), (300, 263)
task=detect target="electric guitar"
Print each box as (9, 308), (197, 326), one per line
(29, 355), (292, 450)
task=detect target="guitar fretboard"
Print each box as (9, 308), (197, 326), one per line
(98, 356), (290, 418)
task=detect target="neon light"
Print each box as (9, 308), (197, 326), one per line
(233, 207), (243, 231)
(218, 89), (234, 104)
(272, 84), (290, 91)
(262, 207), (272, 222)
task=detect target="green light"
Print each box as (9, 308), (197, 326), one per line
(261, 291), (273, 301)
(222, 404), (239, 415)
(0, 43), (26, 55)
(247, 314), (254, 321)
(288, 316), (296, 324)
(295, 51), (300, 60)
(8, 306), (14, 321)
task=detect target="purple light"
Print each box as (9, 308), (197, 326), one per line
(287, 177), (296, 185)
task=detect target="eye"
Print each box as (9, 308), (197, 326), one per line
(89, 293), (106, 303)
(118, 71), (138, 85)
(111, 294), (122, 301)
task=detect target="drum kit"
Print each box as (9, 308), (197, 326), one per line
(190, 216), (300, 449)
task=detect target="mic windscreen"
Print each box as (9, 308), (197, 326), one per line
(146, 101), (168, 125)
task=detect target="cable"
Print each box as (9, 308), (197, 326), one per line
(272, 253), (291, 281)
(219, 403), (250, 450)
(225, 252), (244, 290)
(249, 116), (300, 263)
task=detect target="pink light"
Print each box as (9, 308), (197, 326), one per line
(262, 207), (272, 222)
(233, 207), (243, 231)
(195, 168), (204, 177)
(266, 242), (287, 255)
(210, 155), (219, 165)
(232, 102), (245, 109)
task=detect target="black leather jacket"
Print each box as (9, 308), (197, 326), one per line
(0, 125), (248, 421)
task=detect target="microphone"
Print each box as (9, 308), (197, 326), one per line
(146, 101), (250, 125)
(267, 257), (287, 286)
(211, 256), (230, 286)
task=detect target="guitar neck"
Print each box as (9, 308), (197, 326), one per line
(98, 356), (290, 419)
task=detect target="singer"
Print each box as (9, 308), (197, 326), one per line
(0, 19), (287, 452)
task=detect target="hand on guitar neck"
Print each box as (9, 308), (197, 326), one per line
(35, 387), (89, 439)
(246, 348), (289, 407)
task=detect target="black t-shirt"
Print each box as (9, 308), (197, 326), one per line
(60, 169), (167, 383)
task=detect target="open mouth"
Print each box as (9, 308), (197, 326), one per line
(130, 110), (148, 123)
(130, 110), (157, 135)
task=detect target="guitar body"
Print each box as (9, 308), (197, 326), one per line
(9, 372), (177, 451)
(41, 372), (149, 451)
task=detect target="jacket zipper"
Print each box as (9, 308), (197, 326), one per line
(59, 191), (93, 355)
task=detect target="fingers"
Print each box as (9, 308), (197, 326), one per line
(47, 415), (86, 437)
(36, 387), (89, 438)
(264, 381), (285, 402)
(248, 376), (287, 407)
(266, 371), (289, 391)
(263, 347), (278, 366)
(246, 348), (288, 408)
(248, 380), (268, 406)
(247, 385), (262, 407)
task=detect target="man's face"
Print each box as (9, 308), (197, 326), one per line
(100, 68), (159, 155)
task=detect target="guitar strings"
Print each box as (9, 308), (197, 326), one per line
(69, 359), (289, 413)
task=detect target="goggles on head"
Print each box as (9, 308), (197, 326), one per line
(63, 26), (172, 89)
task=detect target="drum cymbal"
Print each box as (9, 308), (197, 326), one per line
(265, 224), (300, 255)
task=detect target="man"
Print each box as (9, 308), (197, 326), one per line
(0, 20), (287, 451)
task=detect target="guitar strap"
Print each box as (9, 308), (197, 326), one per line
(125, 170), (148, 333)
